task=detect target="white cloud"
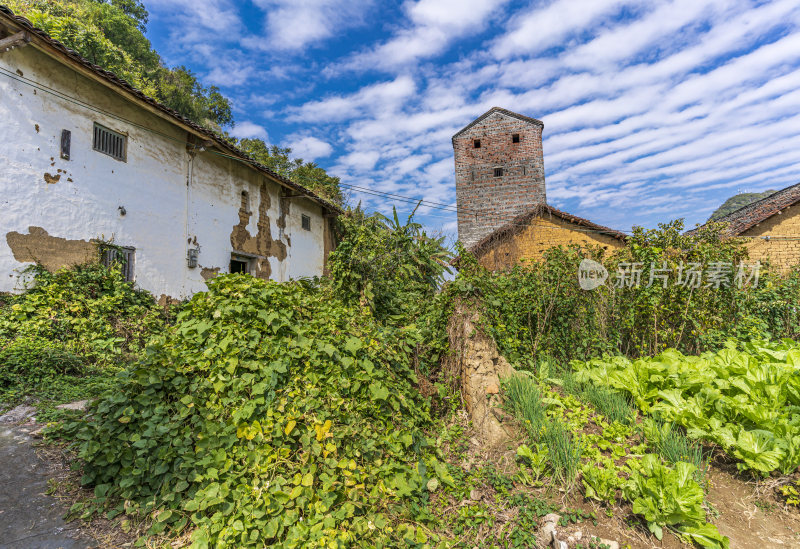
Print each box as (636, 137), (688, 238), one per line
(336, 0), (508, 72)
(290, 76), (417, 123)
(253, 0), (374, 51)
(233, 121), (269, 140)
(286, 136), (334, 160)
(491, 0), (644, 59)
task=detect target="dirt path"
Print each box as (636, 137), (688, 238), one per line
(0, 409), (96, 549)
(706, 466), (800, 548)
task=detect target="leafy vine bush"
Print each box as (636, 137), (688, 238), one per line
(62, 275), (443, 547)
(0, 264), (168, 364)
(452, 220), (800, 364)
(0, 336), (85, 398)
(327, 206), (451, 327)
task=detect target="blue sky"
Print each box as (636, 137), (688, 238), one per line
(144, 0), (800, 244)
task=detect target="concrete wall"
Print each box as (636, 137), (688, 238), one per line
(0, 45), (329, 299)
(740, 202), (800, 272)
(473, 213), (624, 271)
(454, 110), (546, 248)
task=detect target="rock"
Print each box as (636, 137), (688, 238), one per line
(542, 513), (561, 524)
(56, 399), (88, 411)
(598, 539), (619, 549)
(445, 302), (516, 447)
(551, 531), (568, 549)
(0, 405), (36, 424)
(469, 488), (481, 501)
(538, 514), (561, 547)
(538, 522), (556, 548)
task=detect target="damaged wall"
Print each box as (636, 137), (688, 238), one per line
(445, 300), (517, 447)
(0, 43), (330, 297)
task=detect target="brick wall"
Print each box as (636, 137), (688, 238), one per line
(474, 213), (624, 271)
(740, 201), (800, 272)
(454, 110), (546, 248)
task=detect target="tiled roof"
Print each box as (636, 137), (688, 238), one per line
(452, 106), (544, 140)
(0, 5), (341, 214)
(468, 203), (627, 258)
(701, 182), (800, 235)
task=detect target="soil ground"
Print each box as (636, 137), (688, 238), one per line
(431, 409), (800, 549)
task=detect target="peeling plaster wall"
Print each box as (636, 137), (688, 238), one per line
(0, 46), (328, 297)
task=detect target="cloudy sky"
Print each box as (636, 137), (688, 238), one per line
(145, 0), (800, 243)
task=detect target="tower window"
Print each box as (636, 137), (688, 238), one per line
(512, 133), (520, 143)
(473, 139), (481, 148)
(494, 167), (504, 177)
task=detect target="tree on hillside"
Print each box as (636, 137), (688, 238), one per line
(7, 0), (232, 129)
(708, 189), (777, 221)
(237, 141), (344, 205)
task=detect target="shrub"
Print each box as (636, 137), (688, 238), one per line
(0, 264), (168, 364)
(0, 335), (85, 389)
(62, 275), (439, 547)
(453, 220), (800, 364)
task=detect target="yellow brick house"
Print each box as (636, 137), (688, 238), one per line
(705, 182), (800, 272)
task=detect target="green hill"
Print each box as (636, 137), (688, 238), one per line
(708, 190), (777, 222)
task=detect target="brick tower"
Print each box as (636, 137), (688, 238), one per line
(453, 107), (546, 248)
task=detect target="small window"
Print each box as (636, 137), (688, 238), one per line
(93, 123), (127, 161)
(473, 139), (481, 148)
(494, 167), (504, 177)
(240, 190), (250, 212)
(60, 129), (71, 160)
(230, 257), (250, 274)
(512, 133), (520, 143)
(101, 245), (135, 282)
(301, 214), (311, 231)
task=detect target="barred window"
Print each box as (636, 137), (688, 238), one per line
(301, 214), (311, 231)
(93, 123), (127, 161)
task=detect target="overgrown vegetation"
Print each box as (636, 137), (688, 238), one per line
(452, 220), (800, 364)
(5, 212), (800, 548)
(0, 263), (168, 411)
(60, 275), (444, 547)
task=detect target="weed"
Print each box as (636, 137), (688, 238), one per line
(582, 385), (635, 425)
(755, 499), (777, 514)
